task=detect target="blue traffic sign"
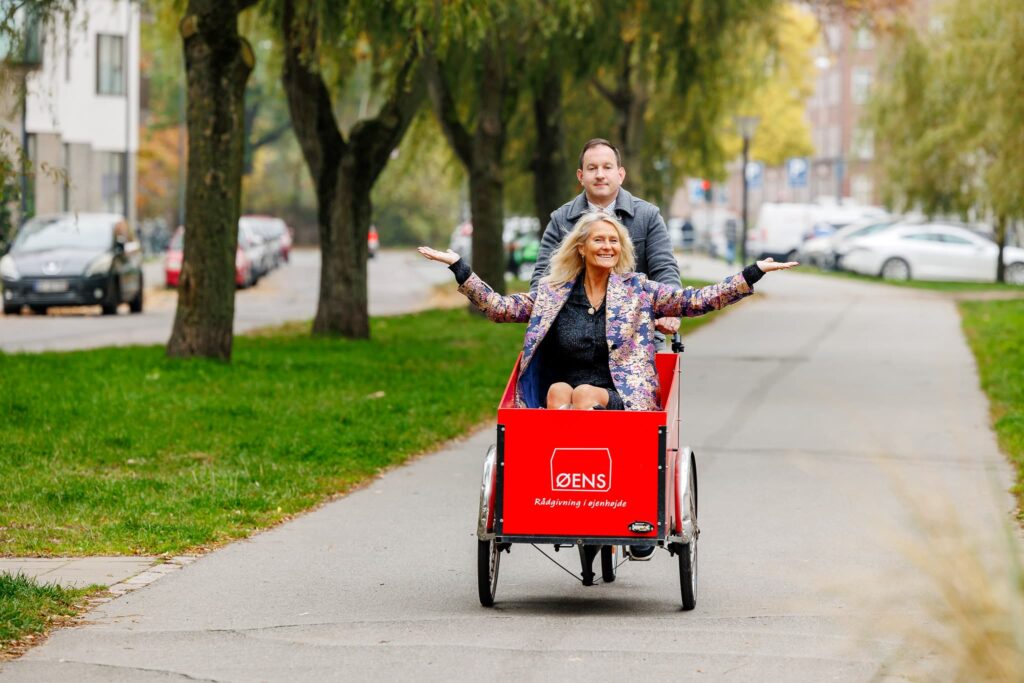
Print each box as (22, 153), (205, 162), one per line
(688, 179), (705, 203)
(744, 162), (763, 189)
(786, 157), (809, 188)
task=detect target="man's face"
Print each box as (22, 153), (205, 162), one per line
(577, 145), (625, 205)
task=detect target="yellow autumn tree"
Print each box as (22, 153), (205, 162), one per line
(720, 2), (818, 166)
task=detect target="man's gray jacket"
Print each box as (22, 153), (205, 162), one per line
(529, 188), (680, 291)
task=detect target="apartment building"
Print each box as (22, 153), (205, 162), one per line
(672, 4), (940, 227)
(3, 0), (140, 226)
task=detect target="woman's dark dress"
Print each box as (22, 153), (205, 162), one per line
(537, 274), (623, 409)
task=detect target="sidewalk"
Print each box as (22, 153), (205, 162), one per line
(0, 558), (157, 589)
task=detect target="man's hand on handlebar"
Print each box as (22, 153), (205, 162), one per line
(655, 317), (680, 335)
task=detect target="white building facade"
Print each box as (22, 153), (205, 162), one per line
(22, 0), (140, 224)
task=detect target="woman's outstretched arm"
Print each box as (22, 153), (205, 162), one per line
(418, 247), (535, 323)
(649, 257), (798, 318)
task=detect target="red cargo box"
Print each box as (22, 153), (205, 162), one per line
(493, 353), (681, 544)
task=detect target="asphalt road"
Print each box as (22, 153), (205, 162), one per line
(0, 249), (452, 353)
(1, 260), (1016, 681)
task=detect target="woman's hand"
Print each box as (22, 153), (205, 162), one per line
(757, 256), (799, 273)
(417, 246), (461, 266)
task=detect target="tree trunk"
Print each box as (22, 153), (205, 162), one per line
(281, 0), (422, 338)
(995, 214), (1007, 283)
(167, 1), (254, 361)
(595, 42), (649, 199)
(425, 42), (511, 295)
(468, 45), (508, 294)
(616, 67), (648, 197)
(531, 71), (570, 236)
(312, 159), (371, 337)
(468, 155), (505, 293)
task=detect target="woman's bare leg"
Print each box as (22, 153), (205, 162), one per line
(570, 384), (610, 409)
(546, 382), (573, 409)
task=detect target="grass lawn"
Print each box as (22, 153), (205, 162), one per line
(0, 308), (523, 556)
(959, 299), (1024, 514)
(793, 265), (1024, 294)
(0, 573), (97, 652)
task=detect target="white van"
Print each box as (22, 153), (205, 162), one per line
(746, 202), (889, 261)
(745, 203), (822, 261)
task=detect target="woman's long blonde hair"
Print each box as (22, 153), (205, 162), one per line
(541, 212), (636, 285)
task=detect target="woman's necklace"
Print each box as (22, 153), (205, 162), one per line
(583, 280), (605, 315)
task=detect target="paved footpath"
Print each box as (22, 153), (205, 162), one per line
(0, 558), (159, 589)
(1, 259), (1016, 681)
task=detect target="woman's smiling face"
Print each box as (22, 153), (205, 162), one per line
(579, 220), (621, 272)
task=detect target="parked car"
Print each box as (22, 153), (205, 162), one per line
(1, 213), (143, 316)
(368, 225), (379, 258)
(841, 223), (1024, 283)
(746, 202), (889, 262)
(799, 219), (898, 269)
(163, 229), (183, 287)
(164, 223), (264, 289)
(241, 215), (292, 267)
(235, 217), (274, 278)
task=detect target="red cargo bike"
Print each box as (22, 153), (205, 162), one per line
(476, 339), (699, 609)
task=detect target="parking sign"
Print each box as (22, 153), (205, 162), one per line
(745, 162), (763, 189)
(786, 157), (809, 188)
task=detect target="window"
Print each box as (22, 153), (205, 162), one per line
(826, 25), (842, 53)
(60, 143), (70, 212)
(852, 68), (873, 104)
(827, 125), (841, 157)
(101, 152), (125, 213)
(852, 175), (873, 205)
(856, 27), (874, 50)
(828, 71), (840, 105)
(939, 234), (973, 245)
(23, 133), (37, 219)
(0, 5), (42, 66)
(96, 34), (125, 96)
(853, 129), (874, 160)
(903, 233), (942, 242)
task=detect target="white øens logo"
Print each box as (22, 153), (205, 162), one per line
(550, 448), (612, 493)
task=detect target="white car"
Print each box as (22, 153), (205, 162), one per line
(841, 223), (1024, 284)
(799, 218), (898, 269)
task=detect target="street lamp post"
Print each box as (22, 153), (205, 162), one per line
(734, 116), (759, 266)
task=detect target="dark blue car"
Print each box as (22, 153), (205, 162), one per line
(1, 213), (144, 316)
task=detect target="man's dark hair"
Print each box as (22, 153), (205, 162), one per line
(577, 138), (622, 169)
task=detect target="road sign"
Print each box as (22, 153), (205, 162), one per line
(688, 179), (704, 204)
(744, 162), (763, 189)
(786, 157), (809, 188)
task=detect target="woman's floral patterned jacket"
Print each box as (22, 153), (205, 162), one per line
(458, 271), (753, 410)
